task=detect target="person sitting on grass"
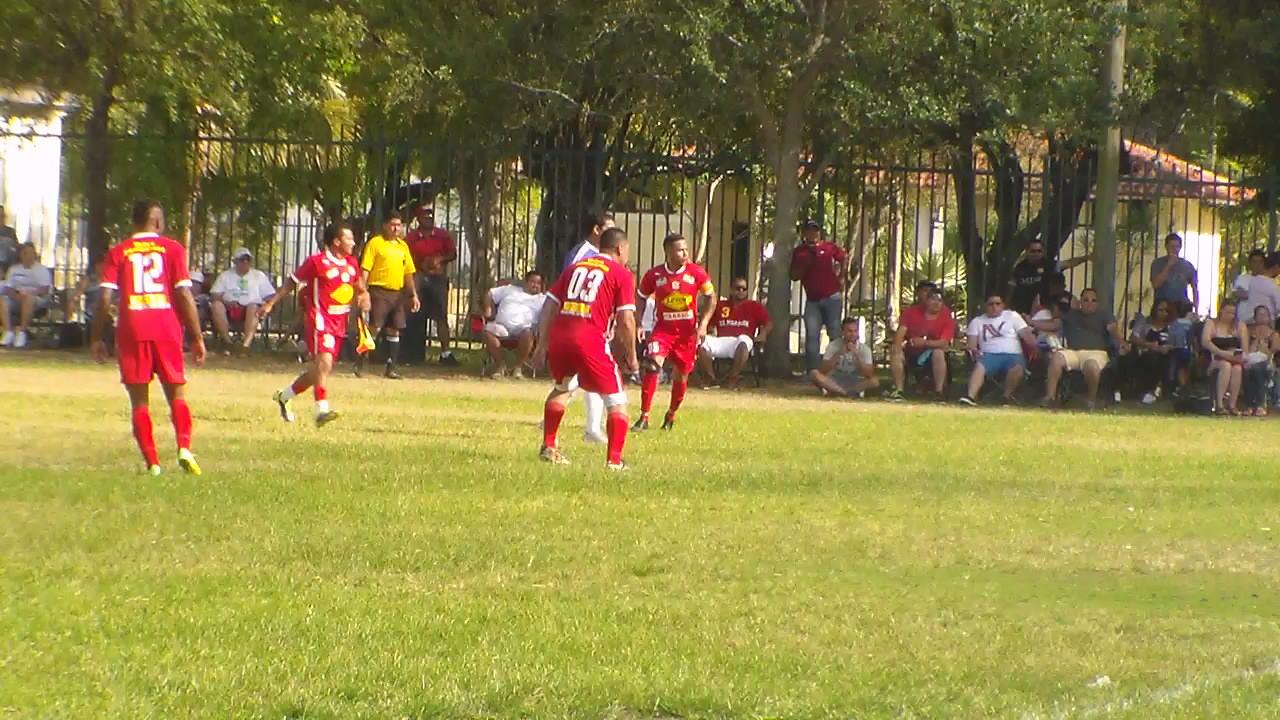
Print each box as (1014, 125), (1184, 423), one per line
(480, 270), (547, 379)
(1202, 298), (1249, 416)
(809, 317), (879, 399)
(885, 286), (954, 401)
(1243, 304), (1277, 416)
(960, 294), (1037, 406)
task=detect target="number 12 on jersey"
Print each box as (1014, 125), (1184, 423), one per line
(127, 252), (172, 310)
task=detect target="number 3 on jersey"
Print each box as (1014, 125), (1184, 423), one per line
(129, 252), (166, 294)
(566, 266), (605, 302)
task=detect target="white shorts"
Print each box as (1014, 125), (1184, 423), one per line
(701, 335), (753, 359)
(484, 321), (532, 339)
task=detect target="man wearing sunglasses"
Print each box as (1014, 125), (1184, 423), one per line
(697, 277), (772, 389)
(1008, 240), (1089, 315)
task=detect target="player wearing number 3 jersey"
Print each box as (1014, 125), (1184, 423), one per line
(534, 227), (639, 469)
(91, 200), (207, 477)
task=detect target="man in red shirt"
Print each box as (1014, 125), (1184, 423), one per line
(91, 200), (206, 476)
(533, 228), (639, 469)
(407, 204), (460, 366)
(885, 285), (956, 400)
(261, 222), (369, 426)
(697, 276), (772, 389)
(789, 220), (848, 371)
(635, 232), (716, 431)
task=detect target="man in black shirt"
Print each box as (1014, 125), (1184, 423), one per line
(1007, 240), (1089, 315)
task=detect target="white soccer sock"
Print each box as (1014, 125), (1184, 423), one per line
(281, 385), (298, 402)
(316, 399), (331, 414)
(584, 392), (605, 435)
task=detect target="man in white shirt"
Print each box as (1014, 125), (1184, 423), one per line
(809, 316), (879, 398)
(960, 294), (1038, 406)
(210, 247), (276, 353)
(1232, 249), (1266, 301)
(1238, 251), (1280, 323)
(1, 243), (53, 349)
(481, 270), (547, 378)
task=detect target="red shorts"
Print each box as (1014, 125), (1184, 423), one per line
(548, 337), (623, 395)
(117, 339), (186, 386)
(225, 303), (247, 323)
(304, 313), (349, 357)
(647, 331), (698, 374)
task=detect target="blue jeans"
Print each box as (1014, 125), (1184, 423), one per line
(804, 292), (844, 370)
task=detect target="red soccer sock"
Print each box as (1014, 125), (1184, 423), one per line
(606, 412), (629, 464)
(668, 378), (688, 418)
(543, 401), (567, 448)
(131, 406), (159, 466)
(314, 384), (328, 401)
(169, 399), (193, 451)
(640, 372), (659, 415)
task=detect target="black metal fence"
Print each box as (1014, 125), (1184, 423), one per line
(2, 128), (1274, 359)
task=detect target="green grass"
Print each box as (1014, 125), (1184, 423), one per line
(2, 353), (1279, 719)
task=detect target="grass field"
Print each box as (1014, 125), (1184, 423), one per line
(2, 352), (1279, 719)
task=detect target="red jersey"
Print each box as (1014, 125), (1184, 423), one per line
(99, 233), (192, 344)
(711, 298), (770, 338)
(292, 250), (359, 320)
(790, 241), (847, 298)
(899, 304), (955, 342)
(638, 262), (714, 336)
(408, 227), (456, 273)
(546, 255), (636, 343)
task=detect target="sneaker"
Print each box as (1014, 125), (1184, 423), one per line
(315, 410), (341, 427)
(1039, 396), (1057, 409)
(1141, 392), (1157, 405)
(177, 448), (202, 476)
(13, 331), (27, 349)
(605, 460), (630, 472)
(725, 376), (742, 391)
(958, 396), (978, 407)
(1113, 391), (1123, 404)
(661, 413), (676, 430)
(0, 330), (12, 347)
(440, 353), (461, 367)
(273, 390), (296, 423)
(539, 445), (570, 465)
(632, 416), (649, 431)
(583, 430), (607, 444)
(482, 364), (501, 379)
(1001, 394), (1019, 407)
(146, 464), (163, 477)
(1086, 400), (1098, 412)
(512, 368), (525, 380)
(883, 388), (906, 402)
(384, 366), (402, 380)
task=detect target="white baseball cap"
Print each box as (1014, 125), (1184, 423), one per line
(232, 247), (252, 261)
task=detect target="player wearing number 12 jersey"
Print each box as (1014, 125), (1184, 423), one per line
(635, 232), (716, 431)
(91, 200), (207, 476)
(534, 227), (639, 469)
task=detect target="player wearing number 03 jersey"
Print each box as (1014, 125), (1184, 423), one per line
(533, 227), (640, 469)
(634, 232), (716, 431)
(91, 200), (206, 477)
(261, 222), (369, 427)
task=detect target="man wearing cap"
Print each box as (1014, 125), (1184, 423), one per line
(210, 247), (276, 354)
(407, 205), (459, 366)
(790, 220), (848, 371)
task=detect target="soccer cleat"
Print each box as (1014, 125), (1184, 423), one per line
(146, 464), (163, 477)
(315, 410), (342, 428)
(353, 364), (365, 378)
(631, 416), (649, 432)
(177, 448), (202, 476)
(539, 445), (570, 465)
(273, 390), (296, 423)
(605, 460), (630, 472)
(661, 413), (676, 431)
(583, 430), (607, 444)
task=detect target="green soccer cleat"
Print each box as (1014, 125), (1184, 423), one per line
(273, 390), (296, 423)
(177, 449), (202, 476)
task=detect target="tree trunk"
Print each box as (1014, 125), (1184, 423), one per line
(84, 82), (116, 263)
(763, 145), (803, 376)
(952, 133), (984, 317)
(459, 155), (503, 315)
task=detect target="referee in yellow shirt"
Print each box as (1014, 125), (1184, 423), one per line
(358, 213), (420, 379)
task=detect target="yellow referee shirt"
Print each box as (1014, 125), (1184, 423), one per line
(360, 234), (416, 291)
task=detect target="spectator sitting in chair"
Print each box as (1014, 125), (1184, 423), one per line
(809, 317), (879, 398)
(885, 286), (954, 401)
(209, 247), (276, 354)
(1122, 298), (1176, 405)
(0, 243), (52, 349)
(1202, 299), (1249, 415)
(1243, 304), (1278, 417)
(1042, 288), (1127, 410)
(959, 294), (1037, 406)
(481, 270), (547, 379)
(697, 276), (772, 390)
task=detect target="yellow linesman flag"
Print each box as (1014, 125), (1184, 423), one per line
(356, 315), (376, 355)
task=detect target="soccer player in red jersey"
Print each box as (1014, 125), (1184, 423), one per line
(91, 200), (207, 476)
(634, 232), (716, 431)
(260, 222), (368, 427)
(533, 227), (639, 469)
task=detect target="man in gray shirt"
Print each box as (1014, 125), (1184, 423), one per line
(1150, 233), (1199, 308)
(1041, 287), (1127, 409)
